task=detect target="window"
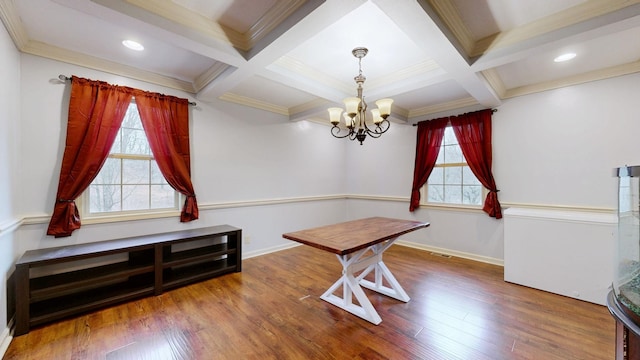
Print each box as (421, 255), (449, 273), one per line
(425, 126), (483, 205)
(85, 102), (178, 215)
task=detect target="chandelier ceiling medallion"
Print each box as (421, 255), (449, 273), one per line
(328, 47), (393, 145)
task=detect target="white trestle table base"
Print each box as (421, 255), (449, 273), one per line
(282, 217), (429, 325)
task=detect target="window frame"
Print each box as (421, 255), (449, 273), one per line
(78, 101), (181, 222)
(421, 126), (486, 209)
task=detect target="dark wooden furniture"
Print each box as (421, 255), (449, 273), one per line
(14, 225), (241, 336)
(283, 217), (428, 324)
(608, 290), (640, 359)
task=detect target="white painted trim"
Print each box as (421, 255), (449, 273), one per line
(193, 62), (229, 93)
(426, 0), (475, 55)
(242, 242), (301, 260)
(203, 195), (346, 210)
(0, 325), (12, 359)
(272, 55), (352, 95)
(471, 0), (640, 57)
(17, 195), (618, 226)
(20, 195), (348, 225)
(22, 41), (196, 93)
(504, 60), (640, 99)
(408, 97), (479, 118)
(396, 240), (504, 267)
(503, 207), (617, 225)
(501, 202), (615, 214)
(218, 92), (290, 115)
(346, 194), (408, 202)
(0, 0), (28, 49)
(0, 218), (21, 235)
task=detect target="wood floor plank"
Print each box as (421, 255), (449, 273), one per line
(4, 245), (614, 359)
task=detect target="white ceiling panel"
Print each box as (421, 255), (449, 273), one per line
(3, 0), (640, 123)
(495, 25), (640, 89)
(453, 0), (587, 39)
(227, 75), (319, 109)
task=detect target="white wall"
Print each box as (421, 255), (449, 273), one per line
(18, 55), (348, 217)
(16, 54), (349, 255)
(0, 19), (21, 349)
(345, 73), (640, 265)
(493, 76), (640, 208)
(0, 20), (20, 224)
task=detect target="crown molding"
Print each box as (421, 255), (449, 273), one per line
(481, 69), (506, 99)
(427, 0), (640, 61)
(471, 0), (640, 57)
(408, 97), (479, 118)
(219, 92), (290, 115)
(390, 106), (410, 122)
(274, 55), (352, 94)
(0, 0), (197, 92)
(289, 98), (330, 116)
(0, 0), (28, 49)
(124, 0), (303, 52)
(425, 0), (475, 56)
(125, 0), (247, 50)
(22, 40), (196, 93)
(245, 0), (306, 48)
(504, 59), (640, 99)
(366, 60), (441, 89)
(275, 56), (443, 99)
(193, 62), (230, 93)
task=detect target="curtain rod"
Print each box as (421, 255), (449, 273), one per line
(411, 108), (497, 126)
(58, 75), (197, 106)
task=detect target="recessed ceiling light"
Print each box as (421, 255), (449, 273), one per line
(122, 40), (144, 51)
(554, 53), (576, 62)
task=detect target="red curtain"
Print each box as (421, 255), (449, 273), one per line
(450, 109), (502, 219)
(409, 117), (449, 211)
(134, 91), (199, 222)
(47, 77), (133, 237)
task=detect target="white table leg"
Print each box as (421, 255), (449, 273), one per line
(319, 239), (409, 325)
(357, 241), (410, 302)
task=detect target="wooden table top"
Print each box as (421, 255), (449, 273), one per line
(282, 217), (429, 255)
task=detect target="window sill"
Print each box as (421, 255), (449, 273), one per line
(419, 203), (483, 213)
(81, 209), (181, 225)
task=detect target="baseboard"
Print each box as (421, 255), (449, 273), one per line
(0, 323), (12, 359)
(242, 242), (302, 260)
(396, 240), (504, 267)
(242, 240), (503, 266)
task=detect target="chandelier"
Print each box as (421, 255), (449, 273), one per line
(328, 47), (393, 145)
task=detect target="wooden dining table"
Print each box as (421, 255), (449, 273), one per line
(282, 217), (429, 324)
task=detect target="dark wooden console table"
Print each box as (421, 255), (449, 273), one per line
(13, 225), (241, 336)
(283, 217), (428, 324)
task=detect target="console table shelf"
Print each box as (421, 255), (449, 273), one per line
(13, 225), (241, 336)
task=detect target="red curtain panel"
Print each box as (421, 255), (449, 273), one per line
(450, 109), (502, 219)
(47, 77), (133, 237)
(134, 91), (199, 222)
(409, 117), (448, 211)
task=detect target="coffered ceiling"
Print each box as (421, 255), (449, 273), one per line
(2, 0), (640, 124)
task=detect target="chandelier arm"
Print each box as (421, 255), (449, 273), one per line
(331, 125), (353, 139)
(365, 128), (382, 138)
(363, 119), (390, 135)
(377, 119), (391, 133)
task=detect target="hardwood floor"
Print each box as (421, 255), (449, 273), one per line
(4, 245), (614, 359)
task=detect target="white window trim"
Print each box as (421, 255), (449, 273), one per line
(419, 185), (486, 210)
(78, 191), (184, 224)
(420, 126), (486, 208)
(78, 101), (182, 222)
